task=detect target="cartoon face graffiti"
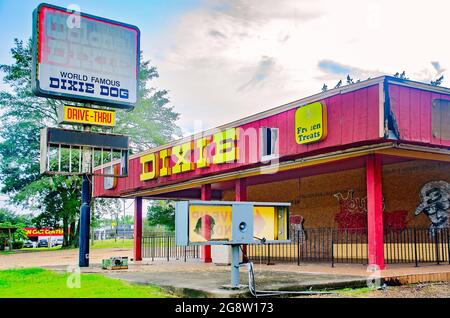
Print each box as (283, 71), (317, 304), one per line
(415, 181), (450, 229)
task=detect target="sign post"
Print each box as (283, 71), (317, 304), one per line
(33, 3), (140, 268)
(231, 244), (240, 288)
(79, 173), (91, 267)
(79, 123), (91, 267)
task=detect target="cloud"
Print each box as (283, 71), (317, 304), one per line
(209, 0), (324, 25)
(143, 0), (450, 135)
(238, 56), (278, 92)
(317, 59), (384, 81)
(208, 29), (227, 39)
(318, 60), (352, 75)
(431, 61), (445, 75)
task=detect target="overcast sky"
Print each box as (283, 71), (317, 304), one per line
(1, 0), (449, 135)
(1, 0), (449, 213)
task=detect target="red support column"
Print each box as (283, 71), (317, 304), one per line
(366, 154), (385, 270)
(235, 178), (248, 261)
(235, 178), (247, 201)
(133, 197), (143, 261)
(201, 184), (212, 263)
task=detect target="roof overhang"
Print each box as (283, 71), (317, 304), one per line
(119, 142), (449, 198)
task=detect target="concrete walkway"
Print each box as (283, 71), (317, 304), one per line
(103, 266), (367, 297)
(4, 248), (449, 297)
(47, 260), (450, 297)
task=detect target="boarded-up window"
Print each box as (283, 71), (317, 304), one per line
(432, 99), (450, 140)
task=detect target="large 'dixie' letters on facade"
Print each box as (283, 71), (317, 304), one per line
(140, 128), (239, 181)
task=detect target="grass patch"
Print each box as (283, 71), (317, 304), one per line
(0, 246), (65, 255)
(1, 239), (133, 254)
(328, 287), (373, 297)
(21, 246), (63, 252)
(90, 239), (133, 249)
(0, 267), (174, 298)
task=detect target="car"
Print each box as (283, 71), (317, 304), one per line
(23, 240), (37, 248)
(53, 238), (63, 246)
(37, 239), (48, 248)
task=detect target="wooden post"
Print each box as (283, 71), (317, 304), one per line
(8, 228), (12, 251)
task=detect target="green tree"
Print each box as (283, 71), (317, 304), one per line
(0, 208), (33, 226)
(0, 39), (181, 246)
(116, 55), (182, 152)
(0, 222), (27, 241)
(147, 201), (175, 231)
(431, 75), (444, 86)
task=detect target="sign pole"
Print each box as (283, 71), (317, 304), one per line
(79, 123), (92, 267)
(33, 4), (136, 268)
(79, 174), (91, 267)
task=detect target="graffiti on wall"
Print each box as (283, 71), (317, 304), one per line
(289, 215), (305, 243)
(333, 190), (408, 229)
(333, 190), (368, 228)
(415, 181), (450, 230)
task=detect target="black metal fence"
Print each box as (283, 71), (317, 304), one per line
(247, 228), (368, 265)
(384, 227), (450, 265)
(142, 234), (200, 261)
(142, 227), (450, 267)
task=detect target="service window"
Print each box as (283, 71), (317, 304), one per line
(432, 99), (450, 140)
(260, 127), (279, 161)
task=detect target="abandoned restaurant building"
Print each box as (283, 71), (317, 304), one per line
(93, 75), (450, 270)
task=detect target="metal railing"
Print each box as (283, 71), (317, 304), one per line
(247, 228), (368, 266)
(142, 227), (450, 266)
(142, 234), (199, 261)
(384, 227), (450, 265)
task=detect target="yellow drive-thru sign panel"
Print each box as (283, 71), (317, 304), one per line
(295, 101), (327, 144)
(253, 206), (276, 241)
(188, 204), (279, 243)
(59, 105), (115, 127)
(189, 205), (232, 242)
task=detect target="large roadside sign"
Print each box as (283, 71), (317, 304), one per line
(32, 3), (140, 109)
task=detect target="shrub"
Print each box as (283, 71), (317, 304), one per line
(12, 241), (24, 249)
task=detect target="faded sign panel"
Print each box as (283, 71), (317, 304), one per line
(32, 4), (139, 109)
(189, 205), (232, 243)
(188, 204), (279, 243)
(253, 206), (276, 241)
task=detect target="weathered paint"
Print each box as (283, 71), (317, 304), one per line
(366, 154), (385, 269)
(94, 84), (382, 197)
(388, 83), (450, 147)
(93, 78), (450, 199)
